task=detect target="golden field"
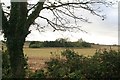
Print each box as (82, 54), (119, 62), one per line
(24, 45), (118, 58)
(23, 45), (119, 71)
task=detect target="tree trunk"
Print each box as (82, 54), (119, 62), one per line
(5, 2), (28, 78)
(2, 1), (44, 78)
(7, 37), (26, 78)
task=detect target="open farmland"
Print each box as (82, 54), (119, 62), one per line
(1, 41), (119, 71)
(23, 45), (119, 71)
(24, 47), (96, 71)
(24, 48), (96, 57)
(24, 44), (119, 58)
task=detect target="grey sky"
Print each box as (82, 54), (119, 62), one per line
(0, 0), (118, 45)
(27, 1), (118, 45)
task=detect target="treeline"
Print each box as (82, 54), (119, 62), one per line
(29, 38), (92, 48)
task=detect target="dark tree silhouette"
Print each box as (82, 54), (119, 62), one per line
(1, 0), (113, 78)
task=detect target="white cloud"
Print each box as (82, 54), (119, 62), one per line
(25, 5), (118, 45)
(0, 0), (118, 45)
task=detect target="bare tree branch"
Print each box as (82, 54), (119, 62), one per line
(26, 2), (45, 29)
(27, 3), (39, 12)
(38, 15), (86, 32)
(32, 0), (113, 32)
(2, 0), (113, 33)
(3, 11), (10, 15)
(55, 8), (89, 22)
(43, 1), (112, 10)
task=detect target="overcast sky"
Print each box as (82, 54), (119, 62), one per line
(0, 0), (118, 45)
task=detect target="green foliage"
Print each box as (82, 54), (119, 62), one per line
(44, 49), (88, 79)
(85, 50), (120, 79)
(29, 41), (43, 48)
(2, 50), (29, 78)
(30, 70), (46, 78)
(2, 50), (12, 78)
(81, 41), (91, 48)
(30, 49), (120, 79)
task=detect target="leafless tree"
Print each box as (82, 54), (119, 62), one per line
(1, 0), (113, 78)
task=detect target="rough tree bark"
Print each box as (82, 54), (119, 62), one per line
(6, 2), (28, 78)
(2, 1), (45, 78)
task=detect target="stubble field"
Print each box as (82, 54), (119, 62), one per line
(23, 45), (118, 71)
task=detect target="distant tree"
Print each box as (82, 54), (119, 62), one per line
(29, 41), (36, 46)
(56, 38), (69, 43)
(81, 41), (91, 48)
(77, 38), (84, 43)
(1, 0), (113, 78)
(29, 41), (43, 48)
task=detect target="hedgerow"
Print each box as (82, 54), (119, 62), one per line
(30, 49), (120, 79)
